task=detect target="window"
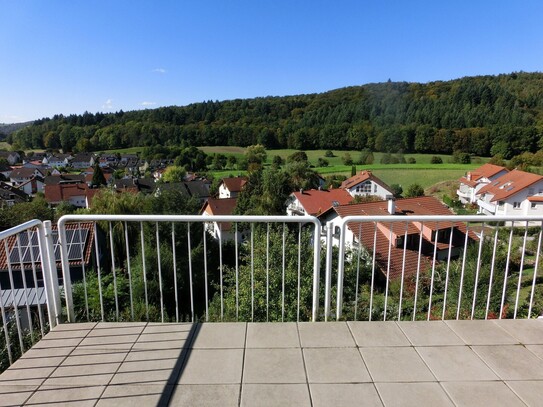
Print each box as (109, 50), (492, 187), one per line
(334, 226), (341, 237)
(513, 202), (521, 209)
(532, 203), (537, 209)
(498, 201), (504, 207)
(374, 183), (377, 193)
(359, 181), (372, 193)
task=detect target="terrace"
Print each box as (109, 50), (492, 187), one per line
(1, 214), (543, 405)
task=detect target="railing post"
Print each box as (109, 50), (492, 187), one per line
(324, 221), (333, 321)
(311, 219), (321, 322)
(40, 221), (62, 327)
(336, 219), (347, 320)
(57, 219), (75, 322)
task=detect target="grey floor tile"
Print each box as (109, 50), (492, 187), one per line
(348, 321), (410, 347)
(360, 347), (435, 382)
(32, 337), (83, 348)
(60, 349), (128, 366)
(44, 328), (93, 340)
(18, 346), (74, 359)
(376, 382), (454, 407)
(143, 322), (194, 333)
(472, 345), (543, 380)
(25, 384), (105, 405)
(445, 320), (518, 345)
(51, 322), (97, 331)
(443, 381), (525, 407)
(8, 354), (64, 369)
(124, 348), (185, 362)
(52, 359), (121, 377)
(170, 384), (240, 407)
(0, 366), (55, 385)
(243, 348), (306, 384)
(87, 325), (145, 337)
(398, 321), (464, 346)
(494, 319), (543, 344)
(94, 322), (147, 329)
(78, 334), (140, 347)
(246, 322), (299, 348)
(109, 370), (174, 385)
(43, 373), (114, 387)
(0, 384), (36, 407)
(304, 347), (371, 383)
(241, 384), (311, 407)
(177, 349), (244, 384)
(417, 346), (498, 381)
(525, 344), (543, 360)
(190, 323), (246, 349)
(506, 380), (543, 407)
(298, 322), (355, 347)
(310, 383), (383, 407)
(97, 383), (172, 406)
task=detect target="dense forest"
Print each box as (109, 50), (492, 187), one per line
(9, 72), (543, 159)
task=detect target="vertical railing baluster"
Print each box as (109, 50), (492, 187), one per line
(528, 222), (543, 318)
(296, 224), (302, 322)
(27, 229), (44, 336)
(4, 240), (24, 353)
(456, 222), (471, 320)
(140, 222), (149, 321)
(78, 223), (89, 321)
(427, 223), (439, 321)
(235, 223), (239, 321)
(124, 222), (134, 321)
(282, 222), (286, 322)
(15, 234), (34, 343)
(471, 224), (486, 320)
(441, 225), (455, 320)
(513, 222), (529, 319)
(219, 224), (223, 321)
(354, 224), (362, 321)
(0, 258), (12, 364)
(108, 222), (119, 321)
(202, 226), (208, 322)
(187, 222), (194, 322)
(266, 223), (270, 322)
(172, 222), (179, 323)
(369, 222), (378, 321)
(156, 222), (164, 323)
(398, 222), (408, 321)
(324, 222), (333, 321)
(499, 223), (515, 319)
(93, 223), (105, 321)
(485, 227), (499, 319)
(250, 223), (255, 322)
(413, 223), (424, 320)
(383, 224), (393, 321)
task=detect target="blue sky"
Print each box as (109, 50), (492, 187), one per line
(1, 1), (543, 123)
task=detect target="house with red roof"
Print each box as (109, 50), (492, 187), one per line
(457, 163), (509, 204)
(45, 183), (90, 208)
(328, 196), (476, 280)
(340, 170), (394, 199)
(286, 188), (353, 217)
(218, 177), (247, 199)
(475, 169), (543, 216)
(201, 197), (242, 241)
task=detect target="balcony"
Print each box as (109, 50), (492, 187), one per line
(1, 214), (543, 405)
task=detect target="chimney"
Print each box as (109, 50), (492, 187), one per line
(387, 196), (396, 215)
(467, 172), (471, 181)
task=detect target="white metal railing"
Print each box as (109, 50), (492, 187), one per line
(332, 215), (543, 322)
(57, 215), (321, 324)
(0, 219), (61, 371)
(3, 213), (543, 371)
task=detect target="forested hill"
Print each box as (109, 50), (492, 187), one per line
(9, 72), (543, 158)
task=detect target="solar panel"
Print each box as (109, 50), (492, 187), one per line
(7, 226), (91, 267)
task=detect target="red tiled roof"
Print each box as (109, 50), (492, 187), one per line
(340, 170), (391, 192)
(478, 169), (543, 202)
(221, 177), (247, 193)
(45, 183), (88, 203)
(334, 196), (476, 280)
(201, 197), (238, 231)
(459, 164), (508, 185)
(292, 189), (353, 216)
(528, 196), (543, 202)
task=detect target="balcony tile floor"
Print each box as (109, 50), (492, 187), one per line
(2, 320), (543, 406)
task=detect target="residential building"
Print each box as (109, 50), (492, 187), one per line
(71, 153), (95, 169)
(43, 153), (71, 168)
(457, 163), (509, 204)
(218, 177), (247, 198)
(44, 183), (90, 208)
(201, 197), (241, 241)
(340, 170), (394, 199)
(328, 196), (476, 280)
(476, 169), (543, 216)
(0, 182), (28, 206)
(0, 151), (20, 165)
(286, 188), (353, 217)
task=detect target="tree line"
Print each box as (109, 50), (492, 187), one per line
(8, 72), (543, 159)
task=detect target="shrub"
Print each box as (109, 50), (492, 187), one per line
(431, 156), (443, 164)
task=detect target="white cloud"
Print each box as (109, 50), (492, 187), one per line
(102, 99), (113, 110)
(152, 68), (166, 74)
(0, 114), (25, 123)
(141, 101), (156, 107)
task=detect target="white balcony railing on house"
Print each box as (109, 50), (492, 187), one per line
(1, 214), (543, 371)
